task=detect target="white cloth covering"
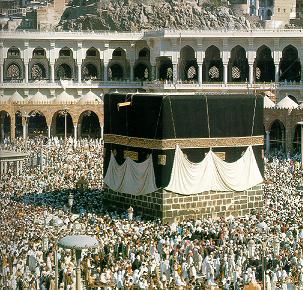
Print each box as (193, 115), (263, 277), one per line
(166, 145), (263, 195)
(104, 153), (158, 195)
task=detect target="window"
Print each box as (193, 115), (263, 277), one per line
(86, 49), (97, 57)
(59, 49), (71, 57)
(7, 63), (21, 79)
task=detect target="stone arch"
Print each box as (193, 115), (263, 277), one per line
(55, 47), (75, 80)
(228, 45), (249, 82)
(254, 45), (275, 82)
(293, 124), (301, 153)
(15, 111), (22, 138)
(203, 45), (223, 82)
(59, 47), (73, 57)
(82, 47), (101, 80)
(134, 48), (151, 81)
(0, 110), (11, 142)
(27, 110), (48, 137)
(269, 119), (285, 152)
(51, 110), (74, 138)
(82, 63), (98, 80)
(30, 47), (49, 80)
(6, 63), (22, 80)
(138, 48), (150, 58)
(78, 110), (101, 139)
(179, 45), (198, 82)
(108, 63), (124, 81)
(108, 48), (128, 80)
(32, 47), (46, 57)
(31, 63), (47, 80)
(56, 63), (72, 79)
(134, 63), (150, 81)
(279, 45), (301, 82)
(4, 46), (24, 81)
(112, 47), (126, 58)
(7, 46), (21, 57)
(86, 47), (100, 58)
(158, 57), (173, 81)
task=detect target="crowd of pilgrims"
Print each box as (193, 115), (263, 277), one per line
(1, 137), (303, 289)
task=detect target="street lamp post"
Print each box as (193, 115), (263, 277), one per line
(250, 222), (280, 290)
(48, 216), (64, 290)
(58, 235), (99, 290)
(297, 121), (303, 169)
(68, 192), (74, 212)
(21, 111), (30, 151)
(59, 107), (69, 141)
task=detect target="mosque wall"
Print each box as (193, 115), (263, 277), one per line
(103, 186), (263, 223)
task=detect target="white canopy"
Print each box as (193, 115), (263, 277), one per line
(53, 91), (75, 104)
(29, 91), (48, 103)
(9, 91), (24, 103)
(276, 96), (298, 109)
(264, 95), (275, 108)
(78, 91), (101, 104)
(104, 153), (158, 195)
(165, 145), (263, 195)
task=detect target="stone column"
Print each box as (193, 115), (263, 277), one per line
(223, 63), (228, 85)
(103, 62), (108, 81)
(23, 123), (27, 140)
(249, 63), (254, 85)
(151, 65), (157, 80)
(11, 115), (15, 140)
(50, 63), (55, 83)
(74, 124), (77, 141)
(100, 126), (104, 139)
(265, 131), (270, 154)
(256, 0), (260, 16)
(77, 64), (82, 84)
(4, 161), (7, 174)
(24, 61), (29, 83)
(172, 62), (178, 83)
(130, 62), (134, 81)
(275, 63), (280, 83)
(198, 63), (203, 86)
(48, 125), (51, 139)
(0, 63), (3, 84)
(75, 250), (82, 290)
(16, 160), (19, 175)
(0, 161), (3, 176)
(0, 115), (4, 142)
(301, 124), (303, 169)
(40, 148), (43, 171)
(77, 124), (81, 139)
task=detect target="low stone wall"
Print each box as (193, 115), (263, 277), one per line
(103, 185), (263, 223)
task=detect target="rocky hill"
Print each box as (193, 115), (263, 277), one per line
(57, 0), (263, 31)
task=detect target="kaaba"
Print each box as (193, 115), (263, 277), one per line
(103, 93), (264, 222)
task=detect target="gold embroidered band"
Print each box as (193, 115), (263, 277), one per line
(104, 134), (264, 150)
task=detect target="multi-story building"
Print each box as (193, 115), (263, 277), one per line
(230, 0), (297, 28)
(0, 29), (303, 153)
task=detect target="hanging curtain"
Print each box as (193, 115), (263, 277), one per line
(104, 153), (158, 195)
(166, 145), (263, 195)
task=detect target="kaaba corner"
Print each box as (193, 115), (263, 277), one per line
(102, 92), (264, 222)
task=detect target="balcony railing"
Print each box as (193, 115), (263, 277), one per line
(1, 79), (303, 90)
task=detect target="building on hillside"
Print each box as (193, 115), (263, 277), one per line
(230, 0), (297, 28)
(36, 0), (68, 30)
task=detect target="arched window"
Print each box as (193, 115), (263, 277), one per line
(31, 63), (46, 80)
(56, 64), (72, 79)
(7, 63), (21, 79)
